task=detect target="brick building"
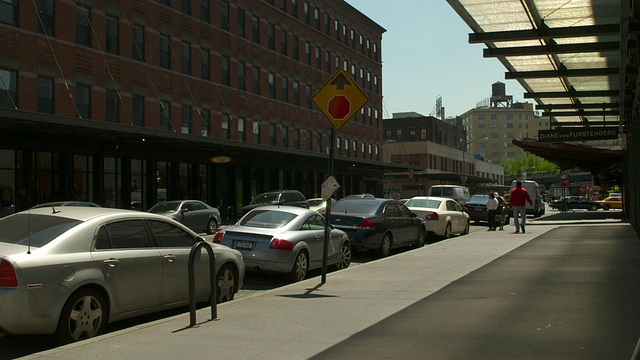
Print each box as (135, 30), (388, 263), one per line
(0, 0), (402, 215)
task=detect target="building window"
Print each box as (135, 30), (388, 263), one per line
(201, 109), (210, 136)
(37, 77), (53, 114)
(181, 42), (191, 75)
(221, 2), (229, 31)
(334, 19), (339, 41)
(132, 95), (144, 126)
(160, 35), (170, 69)
(36, 0), (54, 35)
(269, 123), (276, 145)
(325, 51), (331, 72)
(280, 29), (288, 56)
(76, 84), (91, 119)
(181, 0), (191, 14)
(317, 133), (322, 153)
(0, 69), (17, 109)
(222, 114), (230, 139)
(201, 50), (210, 80)
(314, 8), (320, 30)
(294, 128), (300, 149)
(292, 0), (298, 17)
(268, 72), (276, 99)
(307, 130), (312, 150)
(281, 77), (288, 102)
(252, 16), (260, 44)
(238, 61), (246, 90)
(253, 120), (260, 143)
(132, 25), (144, 61)
(252, 66), (260, 94)
(315, 46), (321, 69)
(303, 2), (309, 24)
(160, 101), (171, 130)
(281, 125), (289, 147)
(292, 35), (299, 61)
(238, 117), (245, 141)
(105, 89), (121, 123)
(76, 4), (91, 46)
(324, 13), (330, 35)
(306, 85), (312, 109)
(293, 80), (299, 105)
(0, 0), (18, 26)
(200, 0), (210, 22)
(221, 55), (230, 85)
(305, 41), (310, 65)
(268, 23), (275, 50)
(105, 16), (119, 54)
(237, 8), (245, 37)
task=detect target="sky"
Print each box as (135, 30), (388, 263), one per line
(344, 0), (528, 119)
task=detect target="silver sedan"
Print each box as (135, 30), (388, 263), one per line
(213, 206), (351, 282)
(0, 207), (244, 343)
(405, 196), (470, 238)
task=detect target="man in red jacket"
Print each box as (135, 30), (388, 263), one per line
(509, 180), (533, 234)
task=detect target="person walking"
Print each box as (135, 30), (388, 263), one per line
(486, 192), (499, 231)
(509, 180), (533, 234)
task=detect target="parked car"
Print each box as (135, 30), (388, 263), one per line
(31, 201), (101, 209)
(329, 198), (426, 257)
(427, 185), (471, 205)
(213, 206), (351, 282)
(238, 190), (309, 218)
(404, 196), (470, 239)
(597, 196), (622, 210)
(463, 194), (510, 225)
(550, 196), (602, 211)
(307, 198), (337, 213)
(148, 200), (222, 235)
(343, 193), (375, 199)
(0, 207), (244, 343)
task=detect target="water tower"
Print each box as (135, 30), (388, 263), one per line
(490, 82), (513, 108)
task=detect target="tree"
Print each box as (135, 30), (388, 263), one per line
(501, 154), (559, 178)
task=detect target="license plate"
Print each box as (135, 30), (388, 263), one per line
(236, 240), (253, 250)
(475, 208), (482, 211)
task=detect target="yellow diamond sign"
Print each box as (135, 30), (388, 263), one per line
(312, 68), (369, 131)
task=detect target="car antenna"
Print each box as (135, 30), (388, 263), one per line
(51, 206), (61, 214)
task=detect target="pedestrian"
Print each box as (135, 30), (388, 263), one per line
(509, 180), (533, 234)
(486, 192), (499, 231)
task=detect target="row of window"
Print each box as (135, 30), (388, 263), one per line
(0, 68), (380, 160)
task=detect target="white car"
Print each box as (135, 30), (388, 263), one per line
(405, 196), (470, 239)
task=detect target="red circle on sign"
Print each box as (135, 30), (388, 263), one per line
(328, 95), (351, 120)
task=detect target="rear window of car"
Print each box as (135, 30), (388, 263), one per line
(240, 209), (298, 229)
(148, 202), (180, 213)
(332, 200), (380, 214)
(405, 199), (441, 209)
(0, 214), (81, 247)
(251, 193), (280, 205)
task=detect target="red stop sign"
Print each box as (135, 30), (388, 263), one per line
(328, 95), (351, 120)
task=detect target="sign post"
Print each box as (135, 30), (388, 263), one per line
(312, 68), (369, 284)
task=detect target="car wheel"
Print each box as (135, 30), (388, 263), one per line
(206, 218), (218, 235)
(462, 220), (470, 235)
(335, 242), (352, 270)
(604, 205), (610, 211)
(288, 251), (309, 282)
(415, 227), (426, 247)
(55, 288), (107, 344)
(378, 233), (392, 257)
(590, 205), (598, 211)
(216, 264), (236, 303)
(443, 223), (452, 239)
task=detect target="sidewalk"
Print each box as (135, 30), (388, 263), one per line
(24, 215), (640, 359)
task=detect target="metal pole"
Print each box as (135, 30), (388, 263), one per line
(322, 128), (336, 284)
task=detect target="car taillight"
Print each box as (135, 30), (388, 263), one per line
(212, 231), (225, 243)
(425, 212), (439, 221)
(358, 218), (376, 229)
(269, 238), (294, 250)
(463, 204), (468, 210)
(0, 260), (18, 287)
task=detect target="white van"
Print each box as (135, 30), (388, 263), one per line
(427, 185), (471, 205)
(509, 180), (545, 217)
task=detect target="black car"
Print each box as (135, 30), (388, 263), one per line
(329, 198), (427, 257)
(238, 190), (309, 218)
(464, 194), (509, 225)
(550, 196), (602, 211)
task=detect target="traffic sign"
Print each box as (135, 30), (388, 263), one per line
(312, 68), (369, 131)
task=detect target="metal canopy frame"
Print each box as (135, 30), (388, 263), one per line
(447, 0), (635, 127)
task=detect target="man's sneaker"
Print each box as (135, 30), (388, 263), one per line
(522, 228), (526, 233)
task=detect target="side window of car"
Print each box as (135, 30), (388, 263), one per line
(397, 203), (412, 218)
(149, 220), (195, 247)
(192, 202), (205, 211)
(384, 203), (401, 217)
(308, 214), (325, 230)
(443, 188), (453, 196)
(296, 192), (306, 202)
(182, 202), (193, 211)
(98, 220), (151, 249)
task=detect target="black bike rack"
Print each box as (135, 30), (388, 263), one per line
(188, 240), (217, 327)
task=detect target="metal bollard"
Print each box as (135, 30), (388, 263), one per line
(188, 240), (217, 327)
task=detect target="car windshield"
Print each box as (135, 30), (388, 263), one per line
(331, 200), (379, 214)
(0, 214), (82, 247)
(148, 202), (180, 213)
(251, 193), (280, 205)
(405, 199), (441, 209)
(240, 209), (297, 229)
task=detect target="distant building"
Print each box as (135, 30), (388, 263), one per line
(460, 82), (550, 164)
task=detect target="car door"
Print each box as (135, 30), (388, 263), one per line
(398, 202), (421, 243)
(190, 201), (209, 233)
(148, 220), (211, 305)
(92, 219), (163, 314)
(180, 201), (199, 232)
(446, 200), (465, 232)
(299, 214), (328, 269)
(384, 202), (411, 245)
